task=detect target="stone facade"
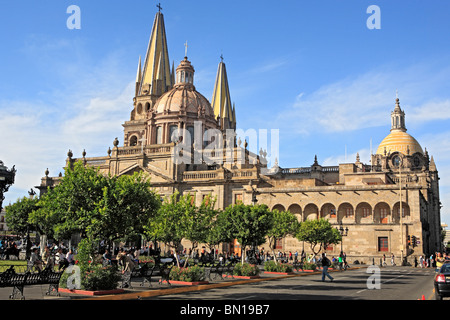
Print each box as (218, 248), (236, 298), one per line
(37, 10), (442, 265)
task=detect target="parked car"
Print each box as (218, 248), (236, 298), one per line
(435, 263), (450, 300)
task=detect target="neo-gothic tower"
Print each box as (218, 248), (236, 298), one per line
(123, 10), (174, 148)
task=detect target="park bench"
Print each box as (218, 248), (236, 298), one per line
(291, 260), (303, 271)
(0, 265), (65, 300)
(147, 262), (173, 287)
(121, 262), (173, 288)
(205, 261), (224, 281)
(223, 260), (237, 278)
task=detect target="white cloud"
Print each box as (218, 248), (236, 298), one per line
(275, 62), (450, 135)
(1, 46), (134, 205)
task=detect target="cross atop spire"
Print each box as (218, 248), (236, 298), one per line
(157, 3), (162, 12)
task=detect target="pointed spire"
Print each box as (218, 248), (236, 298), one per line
(211, 58), (235, 130)
(232, 103), (236, 128)
(171, 60), (175, 86)
(135, 56), (142, 97)
(430, 155), (437, 171)
(136, 56), (142, 83)
(139, 10), (172, 96)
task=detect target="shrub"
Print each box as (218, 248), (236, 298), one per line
(264, 260), (293, 273)
(81, 265), (121, 291)
(170, 265), (205, 282)
(59, 264), (121, 291)
(302, 261), (317, 271)
(233, 263), (260, 277)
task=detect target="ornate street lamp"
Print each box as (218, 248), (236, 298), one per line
(0, 160), (16, 210)
(337, 223), (349, 254)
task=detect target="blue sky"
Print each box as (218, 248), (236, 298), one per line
(1, 0), (450, 226)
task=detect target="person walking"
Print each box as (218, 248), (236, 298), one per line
(321, 253), (334, 282)
(391, 254), (396, 266)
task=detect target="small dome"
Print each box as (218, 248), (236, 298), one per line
(376, 130), (423, 155)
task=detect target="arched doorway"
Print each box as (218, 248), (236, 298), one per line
(320, 203), (337, 222)
(356, 202), (372, 224)
(304, 204), (319, 221)
(392, 202), (410, 224)
(287, 204), (302, 222)
(374, 202), (390, 224)
(337, 203), (354, 224)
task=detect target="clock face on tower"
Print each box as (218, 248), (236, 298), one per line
(392, 155), (401, 167)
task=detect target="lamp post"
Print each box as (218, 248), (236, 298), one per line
(0, 160), (16, 211)
(337, 223), (349, 254)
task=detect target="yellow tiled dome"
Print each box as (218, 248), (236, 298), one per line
(376, 130), (423, 155)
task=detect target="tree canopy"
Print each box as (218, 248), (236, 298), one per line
(296, 218), (341, 255)
(266, 209), (301, 263)
(30, 161), (160, 244)
(219, 203), (273, 264)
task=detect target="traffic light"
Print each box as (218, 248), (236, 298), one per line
(407, 235), (411, 246)
(412, 235), (417, 247)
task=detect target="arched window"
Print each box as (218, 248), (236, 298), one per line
(187, 126), (195, 146)
(156, 126), (162, 144)
(169, 125), (179, 142)
(130, 135), (138, 146)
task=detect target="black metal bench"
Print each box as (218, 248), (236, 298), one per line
(205, 261), (224, 281)
(148, 262), (173, 287)
(291, 260), (303, 271)
(0, 265), (65, 300)
(121, 262), (173, 288)
(223, 260), (237, 278)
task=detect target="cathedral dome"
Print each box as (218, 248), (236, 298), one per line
(154, 57), (215, 118)
(155, 84), (215, 117)
(376, 130), (423, 155)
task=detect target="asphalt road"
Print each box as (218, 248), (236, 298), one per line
(147, 266), (437, 301)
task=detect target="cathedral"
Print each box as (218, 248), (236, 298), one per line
(37, 9), (442, 264)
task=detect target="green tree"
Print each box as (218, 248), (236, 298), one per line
(88, 172), (161, 246)
(5, 196), (39, 237)
(145, 191), (195, 266)
(31, 161), (108, 240)
(220, 204), (273, 264)
(296, 218), (341, 256)
(266, 209), (301, 264)
(31, 161), (161, 248)
(184, 194), (219, 263)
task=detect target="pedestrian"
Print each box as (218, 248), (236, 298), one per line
(338, 255), (343, 270)
(391, 254), (396, 266)
(321, 253), (334, 282)
(382, 254), (387, 267)
(436, 252), (445, 272)
(419, 255), (424, 268)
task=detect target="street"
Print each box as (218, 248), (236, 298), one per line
(147, 266), (437, 301)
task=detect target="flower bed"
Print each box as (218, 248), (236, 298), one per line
(232, 263), (260, 277)
(301, 262), (317, 272)
(169, 265), (206, 283)
(59, 264), (121, 292)
(264, 261), (294, 274)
